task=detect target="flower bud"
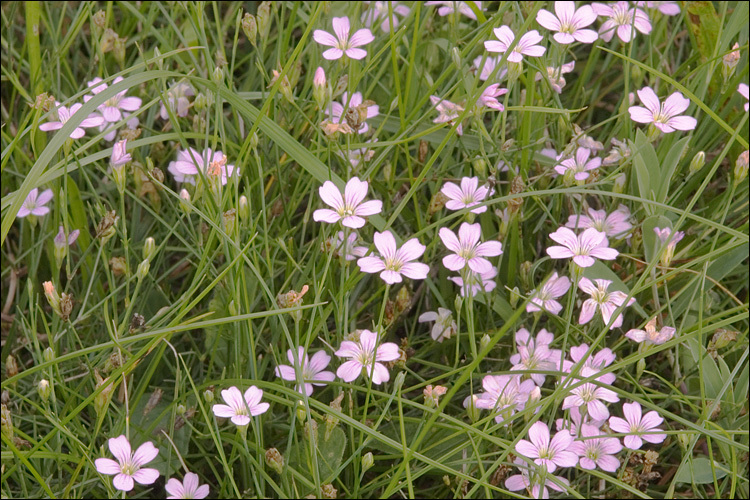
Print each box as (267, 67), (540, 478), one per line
(613, 173), (627, 194)
(508, 286), (521, 309)
(677, 432), (690, 450)
(636, 357), (646, 380)
(501, 138), (515, 152)
(479, 333), (492, 352)
(472, 156), (487, 178)
(734, 150), (748, 187)
(450, 46), (462, 70)
(59, 292), (73, 322)
(93, 9), (106, 30)
(711, 328), (738, 350)
(257, 1), (272, 40)
(519, 261), (533, 291)
(179, 188), (192, 214)
(152, 46), (163, 70)
(464, 394), (480, 423)
(203, 388), (214, 403)
(43, 346), (55, 363)
(93, 371), (114, 417)
(222, 209), (237, 238)
(113, 34), (126, 67)
(176, 403), (186, 415)
(333, 74), (348, 99)
(43, 281), (61, 317)
(95, 210), (119, 244)
(109, 256), (127, 277)
(137, 259), (150, 280)
(238, 195), (250, 224)
(362, 452), (374, 472)
(1, 404), (13, 440)
(212, 65), (223, 85)
(143, 237), (156, 261)
(38, 379), (51, 402)
(507, 61), (523, 82)
(5, 355), (18, 379)
(242, 13), (257, 46)
(689, 151), (705, 174)
(453, 294), (463, 314)
(722, 43), (740, 83)
(313, 66), (328, 109)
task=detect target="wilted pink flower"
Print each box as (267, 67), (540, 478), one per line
(475, 374), (536, 424)
(566, 205), (632, 239)
(740, 83), (749, 112)
(275, 347), (335, 396)
(625, 318), (675, 345)
(94, 435), (160, 492)
(554, 147), (601, 181)
(110, 139), (131, 168)
(326, 92), (379, 134)
(357, 231), (429, 284)
(561, 374), (620, 421)
(440, 222), (503, 274)
(335, 329), (400, 384)
(506, 458), (570, 499)
(166, 472), (209, 499)
(593, 2), (652, 43)
(609, 401), (666, 449)
(473, 55), (507, 82)
(337, 141), (376, 168)
(425, 1), (482, 20)
(54, 225), (80, 248)
(516, 421), (579, 473)
(430, 95), (465, 135)
(441, 177), (493, 214)
(38, 103), (104, 139)
(84, 77), (142, 123)
(536, 1), (598, 44)
(313, 17), (374, 60)
(653, 226), (684, 265)
(168, 148), (238, 185)
(546, 227), (618, 267)
(527, 272), (571, 316)
(569, 424), (623, 472)
(327, 231), (368, 261)
(556, 405), (606, 435)
(484, 26), (546, 62)
(212, 386), (269, 426)
(629, 86), (697, 133)
(578, 277), (635, 329)
(476, 84), (508, 111)
(159, 81), (194, 120)
(361, 1), (411, 32)
(17, 188), (53, 218)
(535, 61), (576, 93)
(449, 267), (497, 296)
(418, 308), (457, 342)
(313, 177), (383, 229)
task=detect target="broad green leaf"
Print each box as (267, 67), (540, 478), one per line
(674, 457), (728, 484)
(685, 2), (721, 63)
(630, 130), (660, 215)
(641, 215), (672, 265)
(657, 137), (690, 205)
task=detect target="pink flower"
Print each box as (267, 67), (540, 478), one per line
(566, 343), (617, 385)
(54, 225), (80, 248)
(510, 329), (558, 386)
(212, 386), (270, 426)
(441, 177), (493, 214)
(449, 267), (497, 296)
(313, 177), (383, 229)
(625, 318), (675, 345)
(167, 148), (239, 185)
(110, 139), (131, 168)
(578, 277), (635, 329)
(476, 84), (508, 111)
(165, 472), (210, 499)
(418, 308), (457, 342)
(17, 188), (54, 218)
(473, 55), (507, 82)
(554, 147), (601, 181)
(326, 231), (368, 261)
(609, 401), (666, 449)
(337, 139), (377, 168)
(527, 272), (571, 316)
(536, 1), (598, 44)
(635, 1), (680, 16)
(159, 81), (194, 120)
(94, 435), (160, 492)
(38, 103), (104, 139)
(569, 424), (623, 472)
(313, 17), (374, 60)
(439, 222), (503, 274)
(361, 1), (411, 32)
(506, 458), (570, 499)
(654, 226), (684, 246)
(275, 347), (335, 396)
(357, 231), (429, 284)
(484, 26), (546, 63)
(535, 61), (576, 93)
(628, 86), (697, 133)
(475, 374), (536, 424)
(335, 329), (400, 384)
(556, 405), (605, 435)
(561, 375), (620, 421)
(593, 1), (652, 43)
(84, 76), (142, 123)
(430, 95), (465, 135)
(326, 92), (379, 134)
(739, 83), (749, 112)
(546, 227), (619, 267)
(565, 205), (632, 239)
(516, 421), (579, 473)
(425, 1), (482, 20)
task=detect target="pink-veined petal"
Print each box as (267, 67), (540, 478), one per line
(113, 474), (135, 492)
(337, 360), (363, 382)
(132, 468), (160, 485)
(637, 87), (661, 115)
(322, 48), (344, 60)
(319, 181), (344, 210)
(313, 29), (338, 47)
(358, 256), (386, 273)
(349, 28), (374, 47)
(95, 458), (122, 475)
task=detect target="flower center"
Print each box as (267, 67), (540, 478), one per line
(592, 289), (608, 303)
(560, 21), (576, 35)
(338, 205), (356, 217)
(384, 255), (402, 272)
(121, 460), (137, 476)
(356, 348), (375, 368)
(613, 8), (631, 26)
(105, 96), (121, 108)
(586, 444), (600, 461)
(579, 384), (596, 402)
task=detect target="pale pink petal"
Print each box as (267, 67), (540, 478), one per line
(536, 9), (561, 31)
(132, 468), (160, 485)
(515, 439), (540, 459)
(358, 256), (386, 273)
(118, 97), (142, 111)
(335, 340), (361, 358)
(548, 227), (578, 248)
(546, 245), (574, 259)
(666, 116), (697, 131)
(476, 240), (503, 257)
(132, 442), (158, 467)
(380, 270), (403, 284)
(313, 209), (342, 224)
(438, 227), (461, 252)
(337, 360), (363, 382)
(319, 181), (344, 210)
(369, 362), (390, 384)
(322, 48), (344, 60)
(349, 28), (374, 47)
(373, 231), (397, 258)
(528, 421), (550, 450)
(313, 30), (338, 47)
(345, 48), (368, 59)
(400, 262), (430, 280)
(637, 87), (661, 115)
(629, 106), (655, 123)
(332, 17), (350, 42)
(95, 458), (121, 475)
(113, 474), (135, 492)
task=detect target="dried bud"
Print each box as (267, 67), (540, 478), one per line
(129, 313), (145, 334)
(37, 379), (52, 402)
(150, 167), (164, 185)
(321, 484), (337, 499)
(428, 191), (449, 215)
(100, 28), (117, 53)
(265, 448), (285, 474)
(242, 13), (257, 46)
(269, 70), (294, 104)
(109, 256), (127, 277)
(711, 328), (738, 350)
(501, 138), (515, 152)
(507, 175), (524, 213)
(59, 292), (73, 321)
(689, 151), (705, 174)
(222, 209), (237, 238)
(93, 10), (107, 30)
(722, 43), (741, 83)
(423, 385), (448, 408)
(95, 210), (119, 243)
(5, 355), (18, 379)
(332, 74), (348, 99)
(734, 150), (748, 187)
(93, 370), (114, 417)
(112, 34), (127, 67)
(1, 404), (13, 440)
(418, 140), (429, 163)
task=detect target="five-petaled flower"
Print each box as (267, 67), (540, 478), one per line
(569, 424), (623, 472)
(168, 147), (239, 186)
(593, 1), (652, 43)
(506, 457), (570, 499)
(274, 347), (336, 396)
(739, 83), (749, 112)
(535, 61), (576, 93)
(628, 86), (697, 133)
(554, 147), (601, 181)
(609, 401), (667, 449)
(160, 81), (194, 120)
(313, 177), (383, 229)
(212, 386), (270, 426)
(484, 26), (546, 62)
(313, 17), (374, 60)
(39, 103), (104, 139)
(653, 226), (685, 266)
(561, 372), (620, 421)
(475, 374), (536, 424)
(546, 227), (619, 267)
(515, 421), (579, 473)
(85, 76), (143, 123)
(361, 1), (411, 32)
(95, 435), (160, 492)
(440, 222), (503, 274)
(418, 307), (457, 342)
(110, 139), (132, 168)
(335, 329), (400, 384)
(441, 177), (493, 214)
(527, 272), (571, 316)
(425, 1), (482, 20)
(165, 472), (210, 499)
(579, 277), (635, 329)
(625, 318), (676, 345)
(536, 1), (598, 45)
(17, 188), (54, 219)
(476, 84), (508, 111)
(430, 95), (465, 135)
(357, 230), (429, 284)
(566, 205), (632, 240)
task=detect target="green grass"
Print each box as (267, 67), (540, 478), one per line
(1, 2), (748, 498)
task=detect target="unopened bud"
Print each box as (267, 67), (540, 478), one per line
(212, 65), (223, 85)
(689, 151), (705, 174)
(464, 394), (480, 423)
(43, 347), (55, 363)
(677, 432), (690, 450)
(93, 371), (114, 417)
(508, 286), (521, 309)
(203, 389), (214, 403)
(222, 209), (237, 238)
(501, 138), (515, 152)
(454, 294), (463, 314)
(143, 237), (156, 261)
(257, 2), (272, 40)
(362, 452), (374, 472)
(636, 357), (646, 380)
(472, 156), (487, 178)
(722, 43), (741, 83)
(265, 447), (285, 474)
(313, 66), (328, 109)
(179, 188), (192, 214)
(451, 47), (462, 70)
(734, 150), (748, 187)
(479, 333), (492, 352)
(519, 261), (533, 291)
(38, 380), (51, 402)
(137, 259), (150, 280)
(613, 173), (627, 193)
(42, 281), (61, 316)
(176, 404), (186, 415)
(507, 61), (523, 82)
(296, 400), (307, 422)
(113, 34), (126, 67)
(333, 74), (348, 99)
(418, 140), (429, 163)
(1, 404), (13, 440)
(239, 195), (250, 224)
(5, 355), (18, 379)
(242, 13), (257, 46)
